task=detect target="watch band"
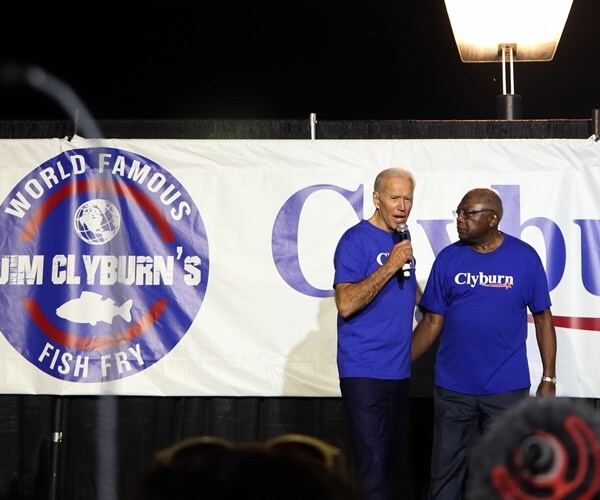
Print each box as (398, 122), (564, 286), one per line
(541, 375), (557, 384)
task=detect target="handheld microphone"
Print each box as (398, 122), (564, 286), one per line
(396, 223), (411, 279)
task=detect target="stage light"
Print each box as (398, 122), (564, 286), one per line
(444, 0), (573, 119)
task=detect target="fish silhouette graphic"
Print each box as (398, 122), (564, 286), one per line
(56, 291), (133, 326)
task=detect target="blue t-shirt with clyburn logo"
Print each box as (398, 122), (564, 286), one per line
(419, 233), (552, 395)
(333, 220), (417, 380)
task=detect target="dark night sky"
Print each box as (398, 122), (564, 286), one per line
(1, 0), (599, 122)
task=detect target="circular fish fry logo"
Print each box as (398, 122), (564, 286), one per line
(0, 147), (209, 382)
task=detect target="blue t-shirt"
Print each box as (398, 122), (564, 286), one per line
(419, 233), (552, 395)
(333, 220), (417, 380)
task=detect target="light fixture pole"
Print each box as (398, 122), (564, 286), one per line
(497, 45), (522, 120)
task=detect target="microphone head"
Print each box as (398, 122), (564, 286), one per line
(396, 223), (408, 234)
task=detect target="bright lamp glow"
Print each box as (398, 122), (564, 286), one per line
(444, 0), (573, 62)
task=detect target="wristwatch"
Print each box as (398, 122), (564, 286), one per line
(541, 375), (557, 384)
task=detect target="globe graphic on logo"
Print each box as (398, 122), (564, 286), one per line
(74, 199), (121, 245)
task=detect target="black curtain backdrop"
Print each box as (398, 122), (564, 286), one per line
(0, 118), (596, 500)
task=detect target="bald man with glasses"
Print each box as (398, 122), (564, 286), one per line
(412, 188), (557, 500)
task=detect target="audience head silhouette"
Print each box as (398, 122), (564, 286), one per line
(467, 397), (600, 499)
(135, 434), (361, 500)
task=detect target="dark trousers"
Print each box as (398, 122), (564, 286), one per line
(340, 377), (410, 500)
(429, 386), (531, 500)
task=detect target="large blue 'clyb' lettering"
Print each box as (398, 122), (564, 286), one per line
(272, 182), (600, 298)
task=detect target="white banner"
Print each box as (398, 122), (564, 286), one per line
(0, 136), (598, 397)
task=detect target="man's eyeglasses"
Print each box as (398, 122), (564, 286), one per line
(452, 209), (494, 220)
